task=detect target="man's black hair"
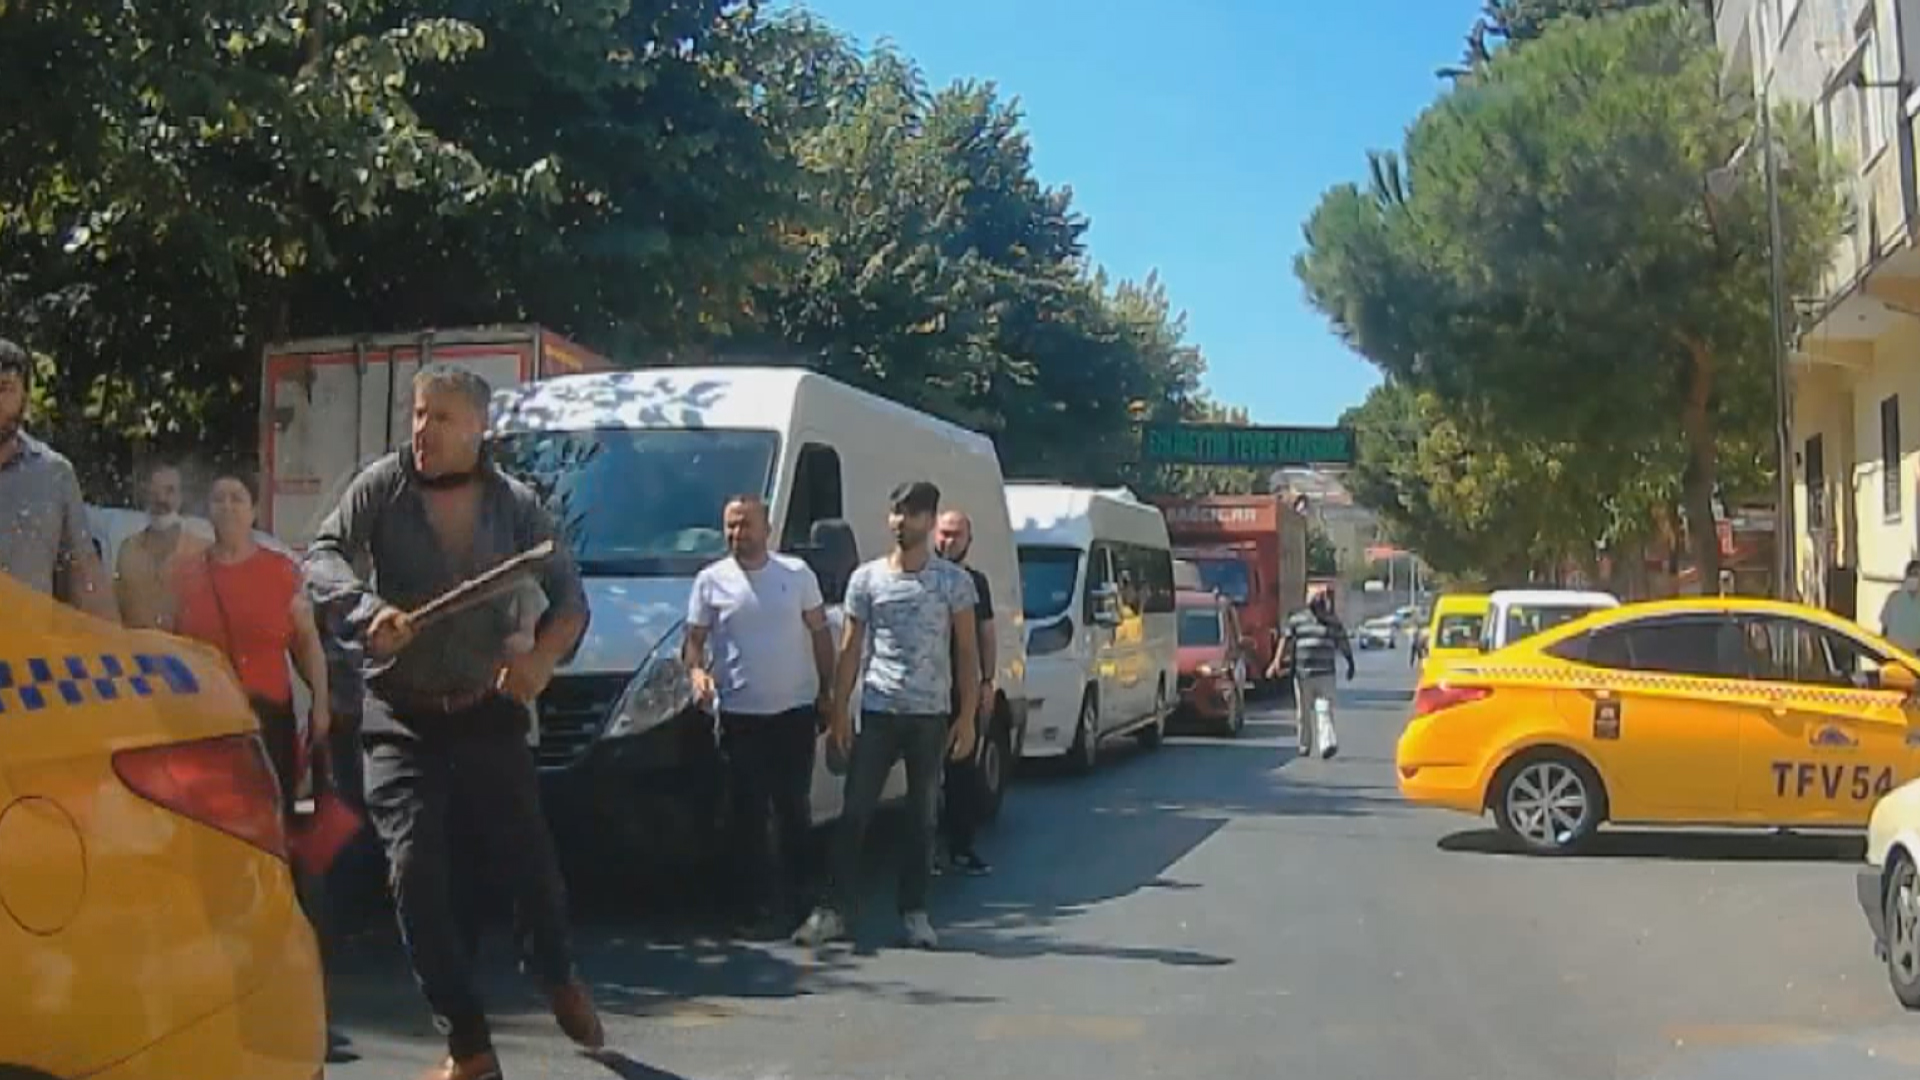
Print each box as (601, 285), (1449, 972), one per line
(0, 338), (30, 388)
(889, 480), (940, 516)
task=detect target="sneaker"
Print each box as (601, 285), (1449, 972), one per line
(902, 910), (939, 949)
(792, 907), (848, 947)
(948, 850), (992, 876)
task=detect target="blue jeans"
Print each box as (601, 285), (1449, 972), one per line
(829, 711), (947, 917)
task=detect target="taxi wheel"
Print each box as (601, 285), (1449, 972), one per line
(1885, 855), (1920, 1008)
(1493, 751), (1605, 855)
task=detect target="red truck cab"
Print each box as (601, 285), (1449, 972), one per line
(1152, 496), (1306, 692)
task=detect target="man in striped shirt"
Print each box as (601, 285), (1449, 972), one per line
(1270, 592), (1355, 759)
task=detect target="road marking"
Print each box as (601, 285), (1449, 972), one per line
(1662, 1023), (1830, 1049)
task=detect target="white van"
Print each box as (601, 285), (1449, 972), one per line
(489, 367), (1028, 863)
(1006, 483), (1178, 772)
(1482, 588), (1621, 652)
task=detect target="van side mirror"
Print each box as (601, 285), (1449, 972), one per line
(1883, 663), (1918, 693)
(1089, 584), (1121, 627)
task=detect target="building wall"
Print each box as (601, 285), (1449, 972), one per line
(1849, 317), (1920, 619)
(1721, 0), (1920, 621)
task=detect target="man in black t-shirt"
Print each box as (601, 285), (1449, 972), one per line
(935, 510), (997, 875)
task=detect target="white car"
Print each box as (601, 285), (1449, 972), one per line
(1356, 619), (1396, 650)
(1860, 778), (1920, 1007)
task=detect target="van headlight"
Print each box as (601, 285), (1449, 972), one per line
(602, 621), (694, 740)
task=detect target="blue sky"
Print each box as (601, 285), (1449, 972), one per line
(792, 0), (1482, 426)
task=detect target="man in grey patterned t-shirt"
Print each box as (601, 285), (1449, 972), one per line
(795, 480), (979, 950)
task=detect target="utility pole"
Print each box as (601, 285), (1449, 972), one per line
(1761, 84), (1797, 602)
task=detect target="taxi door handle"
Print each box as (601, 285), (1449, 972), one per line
(1761, 698), (1790, 720)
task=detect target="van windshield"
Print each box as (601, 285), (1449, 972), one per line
(1502, 604), (1602, 646)
(1191, 558), (1251, 604)
(493, 428), (779, 576)
(1178, 608), (1223, 646)
(1019, 546), (1082, 620)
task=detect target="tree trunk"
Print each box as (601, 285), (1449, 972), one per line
(1680, 337), (1721, 592)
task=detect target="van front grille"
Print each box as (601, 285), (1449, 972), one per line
(534, 674), (628, 769)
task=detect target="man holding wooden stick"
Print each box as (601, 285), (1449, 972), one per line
(305, 364), (600, 1080)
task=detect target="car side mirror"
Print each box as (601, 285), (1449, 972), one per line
(1883, 663), (1918, 693)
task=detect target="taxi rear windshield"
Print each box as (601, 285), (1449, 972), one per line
(1433, 613), (1484, 649)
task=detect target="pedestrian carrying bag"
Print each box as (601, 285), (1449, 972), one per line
(1314, 696), (1339, 760)
(290, 747), (365, 878)
(203, 553), (365, 870)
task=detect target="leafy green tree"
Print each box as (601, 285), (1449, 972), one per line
(0, 0), (1240, 501)
(1, 0), (797, 487)
(755, 28), (1211, 485)
(1300, 4), (1843, 584)
(1307, 523), (1339, 578)
(1446, 0), (1677, 78)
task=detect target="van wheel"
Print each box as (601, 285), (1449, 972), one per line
(1069, 690), (1099, 775)
(979, 717), (1011, 822)
(1136, 682), (1167, 750)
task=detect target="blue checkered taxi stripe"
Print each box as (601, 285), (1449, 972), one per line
(1444, 664), (1896, 712)
(0, 652), (201, 714)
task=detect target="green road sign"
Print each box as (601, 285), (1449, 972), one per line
(1141, 424), (1355, 468)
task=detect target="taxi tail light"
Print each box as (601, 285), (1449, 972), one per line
(1414, 684), (1493, 717)
(113, 733), (289, 861)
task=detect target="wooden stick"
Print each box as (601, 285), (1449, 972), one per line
(405, 540), (556, 631)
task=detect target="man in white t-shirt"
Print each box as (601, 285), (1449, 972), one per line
(684, 494), (836, 936)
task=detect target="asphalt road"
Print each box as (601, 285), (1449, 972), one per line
(327, 651), (1920, 1080)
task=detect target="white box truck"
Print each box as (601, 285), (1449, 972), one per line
(258, 325), (612, 549)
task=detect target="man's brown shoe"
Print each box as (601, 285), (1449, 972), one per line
(548, 980), (605, 1050)
(430, 1051), (503, 1080)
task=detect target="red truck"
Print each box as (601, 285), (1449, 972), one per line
(1152, 495), (1307, 691)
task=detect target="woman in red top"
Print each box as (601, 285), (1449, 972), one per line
(172, 472), (332, 813)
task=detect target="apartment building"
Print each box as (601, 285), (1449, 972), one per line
(1716, 0), (1920, 619)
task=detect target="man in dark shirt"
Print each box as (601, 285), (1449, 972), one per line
(305, 364), (601, 1080)
(934, 509), (997, 875)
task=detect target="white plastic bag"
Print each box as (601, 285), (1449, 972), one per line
(1314, 697), (1339, 759)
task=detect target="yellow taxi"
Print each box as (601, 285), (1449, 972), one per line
(1397, 596), (1920, 854)
(0, 574), (326, 1078)
(1417, 593), (1490, 682)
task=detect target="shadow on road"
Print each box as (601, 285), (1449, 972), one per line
(585, 1050), (699, 1080)
(922, 724), (1405, 966)
(1340, 687), (1415, 707)
(329, 698), (1400, 1049)
(1439, 827), (1866, 863)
